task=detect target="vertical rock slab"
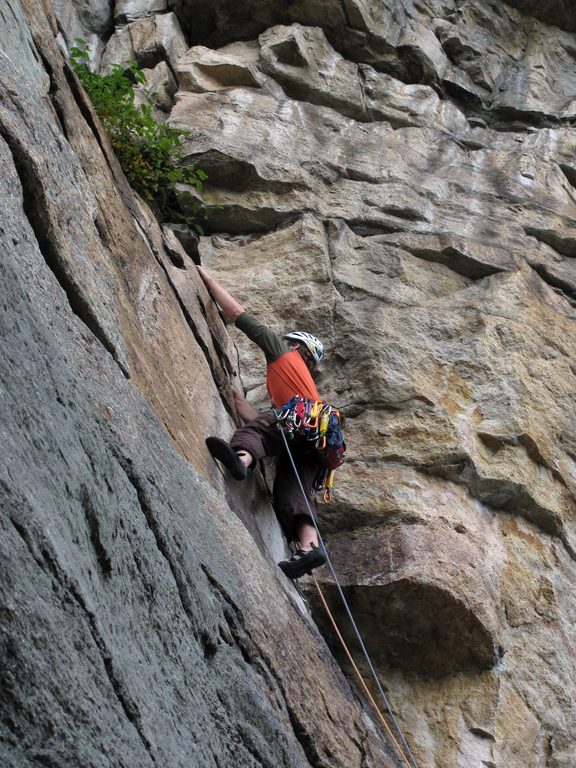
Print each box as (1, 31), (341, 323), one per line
(7, 0), (576, 766)
(0, 2), (405, 767)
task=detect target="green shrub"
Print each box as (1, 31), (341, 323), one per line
(70, 39), (207, 232)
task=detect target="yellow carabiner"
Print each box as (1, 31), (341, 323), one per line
(322, 470), (334, 503)
(311, 400), (323, 418)
(307, 400), (323, 429)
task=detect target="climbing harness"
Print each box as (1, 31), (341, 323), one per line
(278, 427), (420, 768)
(274, 396), (346, 502)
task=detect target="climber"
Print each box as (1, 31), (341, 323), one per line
(197, 265), (328, 580)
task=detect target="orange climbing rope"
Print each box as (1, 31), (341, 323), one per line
(312, 574), (416, 768)
(278, 427), (420, 768)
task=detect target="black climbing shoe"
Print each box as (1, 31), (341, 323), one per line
(278, 545), (327, 580)
(205, 437), (248, 480)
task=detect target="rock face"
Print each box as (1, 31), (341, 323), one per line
(504, 0), (576, 33)
(0, 2), (398, 768)
(4, 1), (576, 768)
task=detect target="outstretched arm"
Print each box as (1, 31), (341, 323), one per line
(197, 265), (245, 322)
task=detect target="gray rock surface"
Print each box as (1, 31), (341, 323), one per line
(0, 2), (399, 767)
(5, 0), (576, 767)
(52, 0), (113, 38)
(115, 0), (168, 23)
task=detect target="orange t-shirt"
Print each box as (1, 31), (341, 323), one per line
(267, 350), (319, 407)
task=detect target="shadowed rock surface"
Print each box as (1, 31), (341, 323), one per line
(3, 1), (576, 767)
(504, 0), (576, 33)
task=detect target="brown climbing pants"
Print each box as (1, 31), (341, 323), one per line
(230, 410), (322, 543)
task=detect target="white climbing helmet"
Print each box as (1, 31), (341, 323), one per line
(282, 331), (324, 365)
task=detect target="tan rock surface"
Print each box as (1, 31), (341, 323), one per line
(136, 61), (178, 113)
(102, 12), (187, 72)
(177, 42), (262, 93)
(172, 6), (576, 767)
(170, 0), (576, 122)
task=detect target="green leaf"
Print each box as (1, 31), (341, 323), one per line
(69, 38), (209, 233)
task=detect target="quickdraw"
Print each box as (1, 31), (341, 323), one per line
(274, 396), (346, 502)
